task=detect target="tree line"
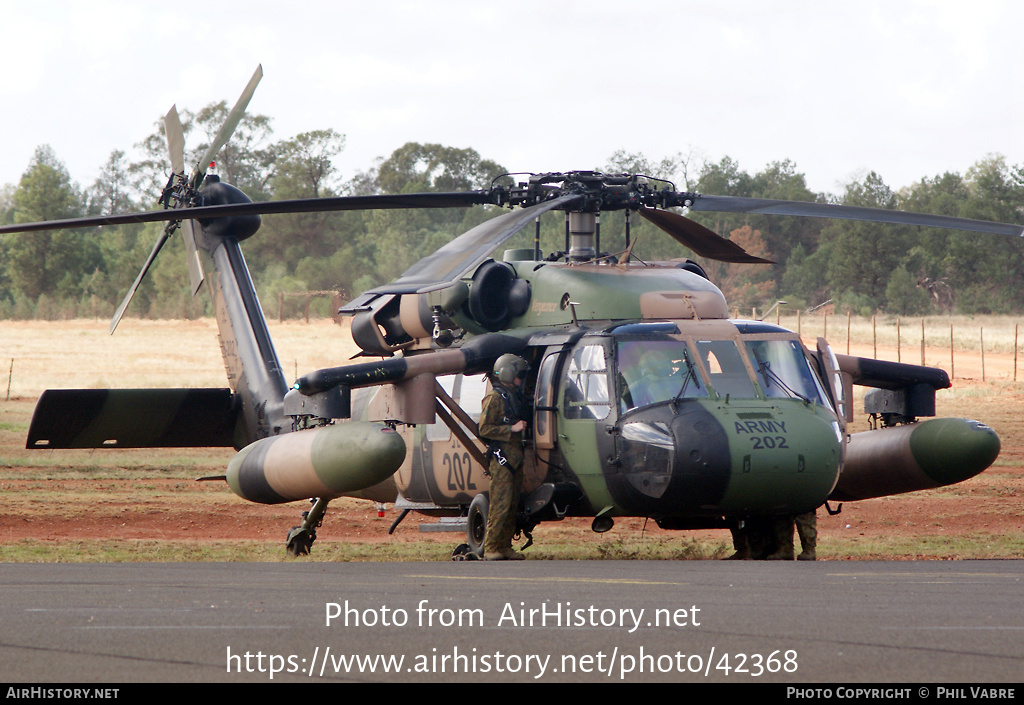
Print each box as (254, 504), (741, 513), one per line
(2, 102), (1023, 321)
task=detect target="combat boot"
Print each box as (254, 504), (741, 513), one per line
(502, 548), (526, 561)
(724, 526), (750, 560)
(766, 547), (795, 560)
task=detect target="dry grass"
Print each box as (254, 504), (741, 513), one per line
(1, 317), (361, 397)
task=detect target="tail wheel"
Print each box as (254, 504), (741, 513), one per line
(467, 493), (489, 558)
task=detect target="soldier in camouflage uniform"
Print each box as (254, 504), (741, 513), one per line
(479, 354), (529, 561)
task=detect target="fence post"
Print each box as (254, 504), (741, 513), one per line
(897, 317), (901, 363)
(981, 327), (985, 382)
(950, 324), (954, 380)
(846, 311), (851, 354)
(1007, 323), (1015, 379)
(920, 319), (925, 366)
(872, 315), (877, 359)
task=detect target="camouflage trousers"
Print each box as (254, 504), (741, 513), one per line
(483, 460), (523, 554)
(769, 510), (817, 559)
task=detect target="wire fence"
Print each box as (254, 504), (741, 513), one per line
(743, 307), (1024, 382)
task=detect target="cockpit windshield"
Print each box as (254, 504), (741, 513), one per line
(617, 339), (708, 412)
(615, 331), (831, 411)
(743, 338), (831, 406)
(693, 339), (759, 399)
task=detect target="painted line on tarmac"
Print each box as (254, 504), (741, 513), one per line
(407, 574), (685, 586)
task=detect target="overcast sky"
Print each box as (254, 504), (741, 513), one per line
(2, 1), (1021, 200)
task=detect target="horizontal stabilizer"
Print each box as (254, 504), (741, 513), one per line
(835, 354), (950, 390)
(27, 388), (239, 449)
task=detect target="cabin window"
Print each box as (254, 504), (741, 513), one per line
(534, 351), (560, 444)
(460, 374), (489, 422)
(426, 375), (458, 442)
(563, 344), (610, 420)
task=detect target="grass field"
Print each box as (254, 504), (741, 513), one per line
(1, 316), (1022, 562)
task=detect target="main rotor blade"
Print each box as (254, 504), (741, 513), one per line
(369, 194), (584, 295)
(109, 229), (172, 334)
(688, 194), (1024, 237)
(193, 64), (263, 183)
(639, 207), (774, 264)
(0, 191), (497, 235)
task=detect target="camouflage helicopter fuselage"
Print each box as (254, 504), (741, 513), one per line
(367, 255), (843, 530)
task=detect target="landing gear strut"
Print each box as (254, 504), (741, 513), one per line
(286, 497), (329, 556)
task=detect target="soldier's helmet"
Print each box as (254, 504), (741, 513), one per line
(494, 354), (529, 385)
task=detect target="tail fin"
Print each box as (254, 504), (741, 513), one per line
(201, 222), (290, 443)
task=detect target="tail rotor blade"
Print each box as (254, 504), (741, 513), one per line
(164, 104), (204, 294)
(109, 229), (172, 335)
(193, 64), (263, 185)
(163, 105), (185, 176)
(181, 219), (204, 295)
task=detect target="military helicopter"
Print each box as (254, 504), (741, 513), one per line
(3, 66), (1014, 558)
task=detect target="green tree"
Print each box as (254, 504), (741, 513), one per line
(3, 146), (98, 301)
(87, 150), (137, 215)
(821, 172), (910, 310)
(780, 242), (829, 308)
(899, 157), (1024, 313)
(359, 143), (509, 286)
(884, 265), (929, 315)
(273, 129), (345, 199)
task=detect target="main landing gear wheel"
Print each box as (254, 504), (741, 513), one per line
(285, 497), (329, 557)
(286, 526), (315, 556)
(466, 493), (489, 559)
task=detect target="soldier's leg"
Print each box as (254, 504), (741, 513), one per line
(796, 510), (817, 561)
(766, 516), (795, 560)
(484, 462), (515, 557)
(725, 524), (750, 560)
(747, 517), (776, 560)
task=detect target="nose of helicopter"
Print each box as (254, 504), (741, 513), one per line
(615, 402), (842, 515)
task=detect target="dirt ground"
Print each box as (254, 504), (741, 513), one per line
(1, 320), (1022, 558)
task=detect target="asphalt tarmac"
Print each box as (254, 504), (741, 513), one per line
(0, 560), (1020, 683)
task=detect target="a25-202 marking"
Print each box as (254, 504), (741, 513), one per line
(444, 451), (476, 491)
